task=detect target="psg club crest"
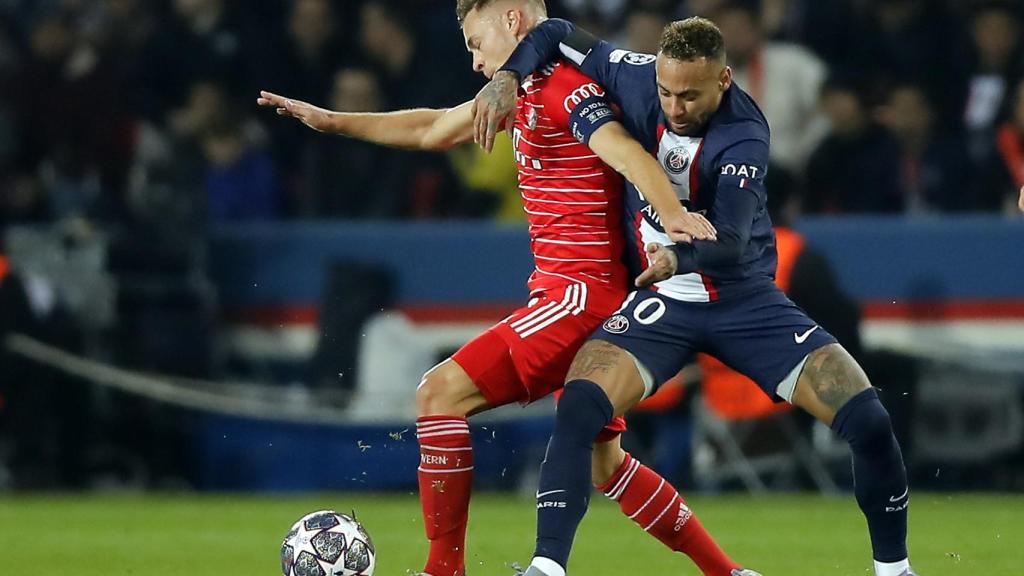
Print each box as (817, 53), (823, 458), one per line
(526, 107), (538, 130)
(603, 314), (630, 334)
(664, 146), (691, 174)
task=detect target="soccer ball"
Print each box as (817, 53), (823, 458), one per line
(280, 510), (376, 576)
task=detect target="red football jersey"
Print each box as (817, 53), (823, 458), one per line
(513, 60), (627, 293)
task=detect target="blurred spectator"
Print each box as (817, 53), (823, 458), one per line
(132, 0), (250, 122)
(682, 0), (729, 18)
(0, 17), (18, 170)
(125, 86), (204, 236)
(202, 112), (280, 222)
(359, 1), (422, 108)
(714, 1), (828, 172)
(259, 0), (352, 203)
(961, 2), (1023, 168)
(265, 0), (348, 103)
(756, 0), (860, 68)
(359, 0), (477, 109)
(90, 0), (159, 58)
(877, 83), (973, 212)
(855, 0), (962, 121)
(0, 173), (49, 235)
(558, 0), (631, 36)
(294, 67), (406, 218)
(805, 74), (902, 213)
(994, 79), (1024, 213)
(16, 14), (135, 221)
(448, 132), (521, 221)
(622, 7), (669, 54)
(0, 0), (1019, 224)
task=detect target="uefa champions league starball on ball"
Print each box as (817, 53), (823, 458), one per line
(280, 510), (376, 576)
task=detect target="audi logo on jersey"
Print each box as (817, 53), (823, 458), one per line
(563, 83), (605, 113)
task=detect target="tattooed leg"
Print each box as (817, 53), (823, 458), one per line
(790, 343), (872, 425)
(565, 339), (647, 416)
(790, 345), (912, 571)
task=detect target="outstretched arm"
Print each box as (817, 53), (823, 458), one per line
(257, 91), (474, 151)
(1019, 185), (1024, 212)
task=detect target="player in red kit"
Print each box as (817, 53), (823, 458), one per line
(258, 2), (759, 576)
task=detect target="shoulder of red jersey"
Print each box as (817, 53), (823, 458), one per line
(532, 60), (606, 111)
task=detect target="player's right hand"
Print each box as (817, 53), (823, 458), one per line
(664, 211), (717, 244)
(472, 70), (519, 153)
(1018, 185), (1023, 213)
(257, 91), (334, 132)
(635, 243), (679, 287)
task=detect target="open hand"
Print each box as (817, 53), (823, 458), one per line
(472, 70), (519, 152)
(664, 211), (716, 244)
(257, 91), (334, 132)
(634, 243), (679, 287)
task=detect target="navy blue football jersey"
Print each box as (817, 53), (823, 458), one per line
(503, 20), (777, 301)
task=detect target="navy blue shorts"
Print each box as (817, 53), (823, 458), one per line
(593, 284), (838, 401)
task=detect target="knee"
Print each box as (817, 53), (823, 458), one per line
(834, 390), (896, 454)
(415, 367), (463, 417)
(556, 380), (614, 431)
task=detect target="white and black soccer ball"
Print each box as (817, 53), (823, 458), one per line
(280, 510), (376, 576)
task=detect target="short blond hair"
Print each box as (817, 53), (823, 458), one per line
(456, 0), (546, 23)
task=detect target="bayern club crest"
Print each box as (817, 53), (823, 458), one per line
(664, 146), (691, 174)
(603, 314), (630, 334)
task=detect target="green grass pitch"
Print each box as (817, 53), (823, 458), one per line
(1, 492), (1020, 575)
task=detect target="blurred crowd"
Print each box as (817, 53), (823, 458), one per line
(2, 0), (1023, 490)
(1, 0), (1024, 239)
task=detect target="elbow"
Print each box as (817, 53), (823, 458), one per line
(720, 233), (753, 260)
(723, 244), (745, 263)
(420, 137), (452, 151)
(608, 155), (633, 181)
(419, 131), (459, 151)
(421, 126), (465, 151)
(720, 233), (749, 263)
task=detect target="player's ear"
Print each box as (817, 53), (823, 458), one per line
(506, 8), (521, 35)
(719, 66), (733, 92)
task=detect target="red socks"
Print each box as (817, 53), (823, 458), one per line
(598, 453), (740, 576)
(416, 416), (474, 576)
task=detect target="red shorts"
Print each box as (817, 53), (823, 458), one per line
(452, 282), (629, 442)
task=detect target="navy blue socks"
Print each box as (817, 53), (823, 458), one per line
(533, 379), (614, 570)
(832, 388), (909, 563)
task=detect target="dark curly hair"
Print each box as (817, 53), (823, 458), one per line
(659, 17), (727, 62)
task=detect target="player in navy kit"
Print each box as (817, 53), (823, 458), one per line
(258, 3), (776, 576)
(475, 16), (918, 576)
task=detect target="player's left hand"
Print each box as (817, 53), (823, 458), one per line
(472, 70), (519, 152)
(635, 243), (678, 287)
(1018, 185), (1023, 212)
